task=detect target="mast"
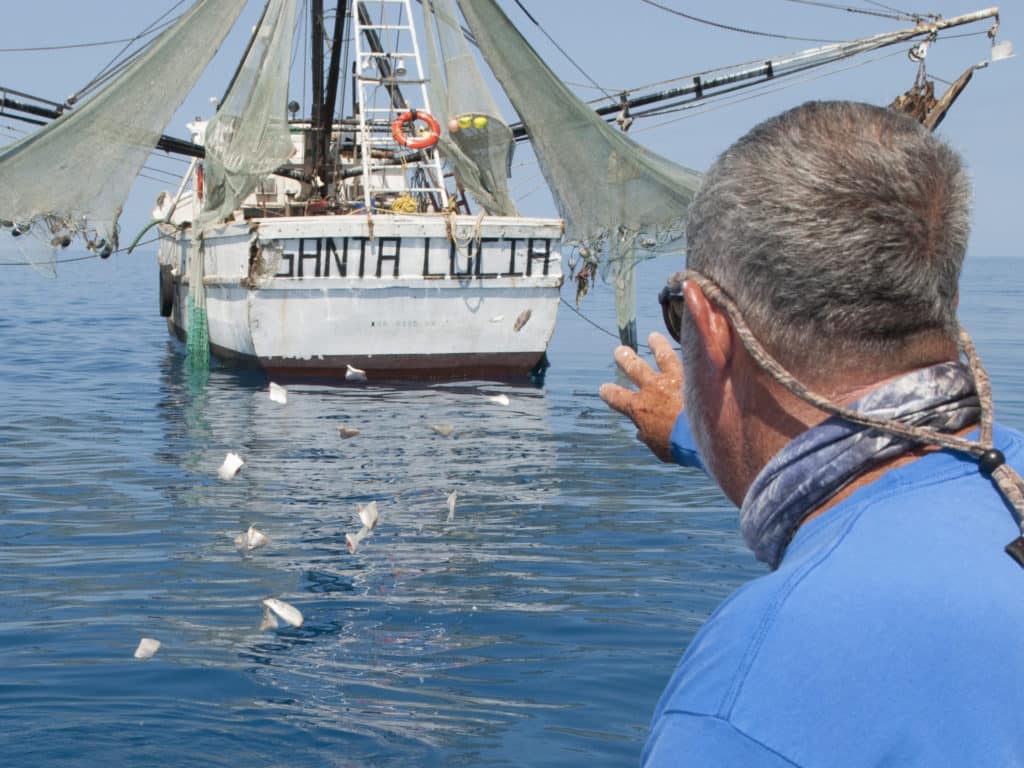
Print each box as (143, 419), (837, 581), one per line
(321, 1), (349, 170)
(308, 0), (326, 185)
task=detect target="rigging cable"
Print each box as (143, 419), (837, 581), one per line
(0, 38), (139, 53)
(72, 2), (186, 103)
(637, 0), (840, 43)
(0, 236), (160, 267)
(781, 0), (931, 23)
(559, 296), (653, 352)
(864, 0), (926, 18)
(510, 0), (619, 104)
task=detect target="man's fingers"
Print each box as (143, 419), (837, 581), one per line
(598, 382), (634, 416)
(649, 332), (683, 378)
(613, 345), (657, 388)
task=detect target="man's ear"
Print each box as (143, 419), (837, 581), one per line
(682, 280), (734, 372)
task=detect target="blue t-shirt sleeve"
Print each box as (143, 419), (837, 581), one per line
(643, 712), (798, 767)
(669, 411), (705, 471)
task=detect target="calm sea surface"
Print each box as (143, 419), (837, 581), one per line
(0, 252), (1020, 766)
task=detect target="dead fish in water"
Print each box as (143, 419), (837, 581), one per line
(446, 490), (458, 522)
(133, 637), (161, 660)
(347, 501), (381, 553)
(345, 527), (368, 554)
(234, 524), (269, 553)
(513, 309), (532, 332)
(268, 381), (287, 404)
(217, 452), (244, 481)
(430, 423), (455, 437)
(490, 314), (505, 323)
(259, 606), (278, 631)
(485, 393), (510, 406)
(261, 598), (303, 629)
(345, 364), (367, 382)
(338, 425), (361, 438)
(358, 501), (380, 531)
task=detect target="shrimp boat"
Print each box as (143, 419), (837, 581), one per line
(153, 0), (563, 381)
(0, 1), (1012, 379)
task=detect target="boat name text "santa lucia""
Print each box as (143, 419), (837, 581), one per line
(273, 236), (555, 279)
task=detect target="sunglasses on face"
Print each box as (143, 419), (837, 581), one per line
(658, 282), (686, 343)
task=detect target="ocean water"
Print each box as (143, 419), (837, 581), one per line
(0, 252), (1019, 766)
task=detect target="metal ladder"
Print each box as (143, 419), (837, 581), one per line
(352, 0), (449, 210)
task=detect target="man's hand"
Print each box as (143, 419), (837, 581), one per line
(599, 332), (685, 463)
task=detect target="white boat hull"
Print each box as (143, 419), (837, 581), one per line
(158, 213), (563, 380)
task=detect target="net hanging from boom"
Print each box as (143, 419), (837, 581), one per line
(186, 0), (300, 367)
(0, 0), (248, 276)
(200, 0), (298, 225)
(422, 0), (518, 216)
(455, 0), (703, 347)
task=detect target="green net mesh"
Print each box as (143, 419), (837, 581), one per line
(185, 292), (210, 364)
(0, 0), (248, 274)
(423, 0), (518, 215)
(455, 0), (703, 346)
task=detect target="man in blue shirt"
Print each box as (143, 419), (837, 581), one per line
(600, 101), (1024, 766)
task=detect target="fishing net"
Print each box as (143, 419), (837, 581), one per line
(0, 0), (248, 276)
(184, 0), (298, 369)
(423, 0), (518, 215)
(455, 0), (703, 347)
(200, 0), (298, 225)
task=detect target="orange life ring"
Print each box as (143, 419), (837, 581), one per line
(392, 109), (441, 150)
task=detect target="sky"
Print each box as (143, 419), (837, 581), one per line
(0, 0), (1020, 261)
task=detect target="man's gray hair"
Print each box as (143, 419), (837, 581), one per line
(685, 100), (972, 377)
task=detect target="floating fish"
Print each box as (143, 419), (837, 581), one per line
(261, 598), (304, 629)
(133, 637), (161, 660)
(268, 381), (287, 404)
(485, 393), (510, 406)
(234, 524), (269, 553)
(513, 309), (532, 332)
(490, 314), (504, 323)
(347, 501), (382, 553)
(446, 490), (458, 522)
(217, 452), (244, 481)
(358, 501), (380, 531)
(258, 604), (278, 631)
(345, 527), (368, 554)
(338, 425), (361, 438)
(345, 364), (367, 382)
(430, 423), (455, 437)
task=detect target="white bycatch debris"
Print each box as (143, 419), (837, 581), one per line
(358, 501), (380, 531)
(447, 490), (458, 521)
(133, 637), (161, 660)
(345, 527), (369, 554)
(513, 309), (532, 332)
(345, 364), (367, 382)
(485, 393), (510, 406)
(261, 598), (304, 629)
(234, 524), (269, 553)
(268, 381), (287, 404)
(490, 314), (504, 323)
(347, 501), (381, 553)
(338, 425), (361, 438)
(217, 452), (244, 480)
(258, 605), (278, 631)
(430, 423), (455, 437)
